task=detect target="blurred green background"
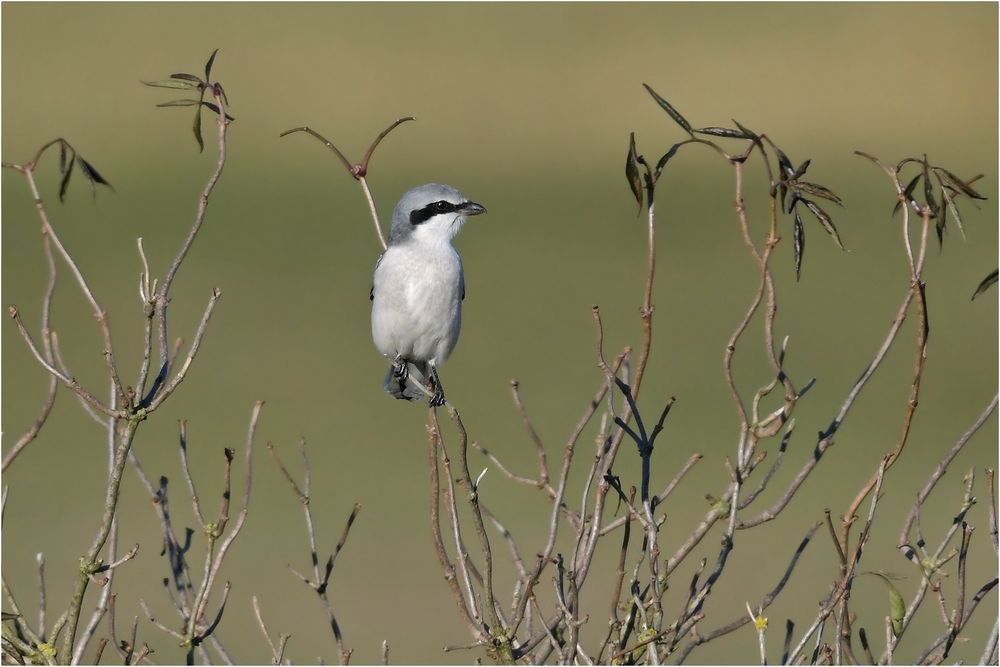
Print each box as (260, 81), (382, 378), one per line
(3, 3), (997, 665)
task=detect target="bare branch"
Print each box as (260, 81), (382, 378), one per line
(3, 227), (59, 471)
(674, 522), (822, 663)
(147, 287), (222, 411)
(989, 468), (999, 557)
(140, 598), (183, 640)
(510, 380), (549, 486)
(153, 86), (230, 399)
(252, 595), (288, 666)
(426, 412), (487, 644)
(191, 402), (262, 631)
(914, 577), (999, 664)
(280, 118), (413, 250)
(12, 162), (128, 406)
(8, 306), (116, 418)
(92, 544), (139, 576)
(899, 394), (997, 560)
(269, 435), (359, 664)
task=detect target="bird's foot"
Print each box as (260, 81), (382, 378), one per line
(391, 355), (409, 382)
(429, 367), (446, 407)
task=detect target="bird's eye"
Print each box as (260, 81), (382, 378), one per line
(435, 201), (450, 211)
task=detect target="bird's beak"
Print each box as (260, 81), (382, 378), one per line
(460, 201), (487, 216)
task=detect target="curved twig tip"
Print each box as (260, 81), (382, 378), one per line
(358, 116), (416, 176)
(280, 126), (354, 176)
(278, 126), (308, 139)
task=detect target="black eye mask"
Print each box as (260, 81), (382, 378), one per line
(410, 200), (458, 225)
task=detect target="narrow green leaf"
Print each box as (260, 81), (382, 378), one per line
(654, 142), (682, 179)
(192, 87), (207, 152)
(860, 572), (906, 637)
(625, 132), (643, 212)
(772, 144), (794, 177)
(693, 126), (749, 139)
(58, 140), (69, 175)
(971, 269), (998, 300)
(895, 157), (923, 173)
(156, 99), (202, 107)
(934, 167), (987, 201)
(853, 150), (881, 165)
(793, 180), (843, 206)
(894, 173), (922, 216)
(923, 162), (940, 218)
(803, 199), (845, 250)
(193, 107), (204, 152)
(170, 72), (202, 83)
(58, 154), (75, 202)
(888, 582), (905, 636)
(938, 184), (950, 244)
(141, 79), (199, 90)
(793, 211), (805, 281)
(792, 159), (811, 180)
(204, 48), (219, 81)
(200, 101), (236, 121)
(77, 157), (111, 187)
(77, 157), (112, 198)
(642, 84), (693, 135)
(732, 119), (759, 143)
(786, 190), (801, 215)
(939, 183), (966, 241)
(214, 81), (230, 107)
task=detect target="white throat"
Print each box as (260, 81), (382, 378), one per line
(410, 213), (466, 245)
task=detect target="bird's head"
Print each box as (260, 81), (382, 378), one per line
(389, 183), (486, 245)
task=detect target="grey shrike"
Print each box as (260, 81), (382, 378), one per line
(370, 183), (487, 406)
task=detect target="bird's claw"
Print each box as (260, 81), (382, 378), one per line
(429, 367), (446, 407)
(391, 356), (409, 382)
(429, 387), (446, 407)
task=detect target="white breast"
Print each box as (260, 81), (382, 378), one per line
(371, 239), (464, 366)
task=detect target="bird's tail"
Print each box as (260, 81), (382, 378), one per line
(383, 360), (431, 402)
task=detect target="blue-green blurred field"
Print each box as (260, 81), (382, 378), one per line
(2, 3), (997, 665)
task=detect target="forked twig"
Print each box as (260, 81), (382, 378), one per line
(280, 117), (414, 250)
(267, 438), (361, 665)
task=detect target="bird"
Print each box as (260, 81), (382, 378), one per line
(370, 183), (487, 406)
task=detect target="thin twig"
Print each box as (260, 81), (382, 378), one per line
(178, 421), (207, 529)
(448, 407), (508, 653)
(147, 288), (222, 411)
(674, 522), (822, 663)
(426, 411), (488, 644)
(269, 436), (359, 665)
(14, 162), (127, 407)
(280, 117), (413, 250)
(70, 418), (122, 665)
(913, 577), (999, 664)
(187, 402), (262, 650)
(153, 87), (230, 403)
(899, 393), (997, 560)
(3, 226), (59, 471)
(510, 380), (549, 488)
(8, 306), (116, 418)
(786, 457), (889, 665)
(989, 468), (998, 557)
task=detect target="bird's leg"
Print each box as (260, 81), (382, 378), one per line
(428, 366), (446, 407)
(391, 354), (409, 382)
